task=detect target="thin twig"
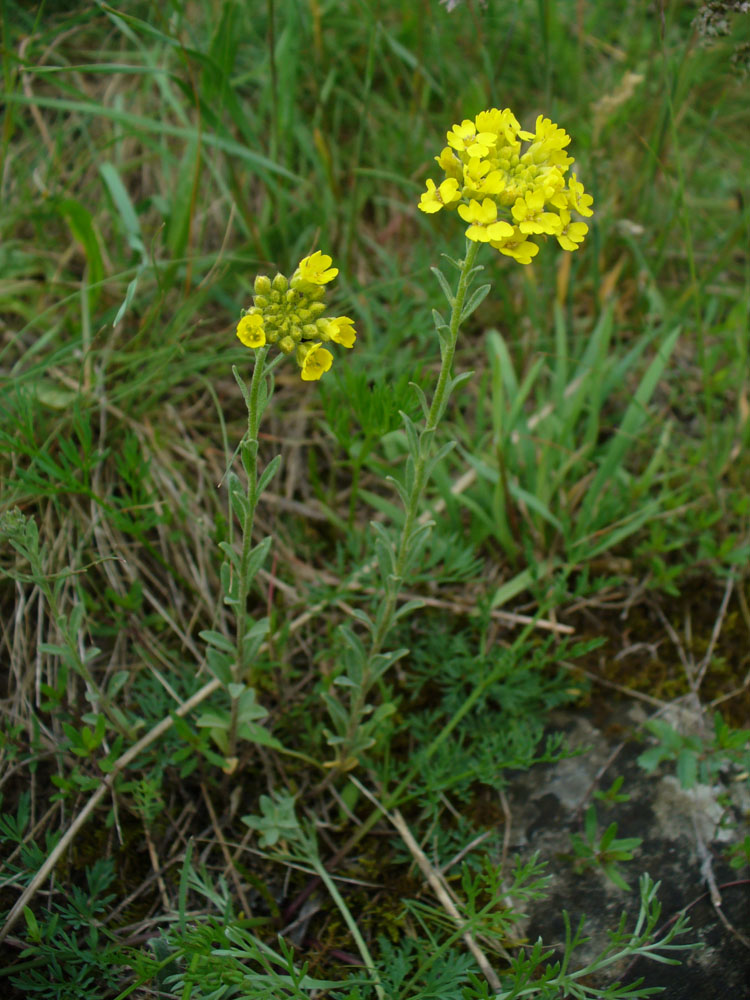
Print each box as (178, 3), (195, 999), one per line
(348, 776), (505, 989)
(0, 676), (221, 944)
(200, 783), (253, 918)
(389, 808), (504, 990)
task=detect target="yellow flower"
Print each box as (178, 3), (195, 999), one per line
(490, 228), (540, 265)
(296, 251), (339, 285)
(236, 312), (265, 348)
(474, 107), (533, 146)
(511, 189), (563, 235)
(446, 119), (495, 158)
(298, 342), (334, 381)
(556, 210), (589, 251)
(462, 157), (505, 198)
(418, 177), (461, 214)
(567, 173), (594, 217)
(420, 106), (593, 260)
(325, 316), (357, 348)
(434, 146), (464, 182)
(458, 198), (514, 243)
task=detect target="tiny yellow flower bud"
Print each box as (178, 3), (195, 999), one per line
(279, 335), (296, 353)
(254, 275), (272, 295)
(272, 273), (289, 293)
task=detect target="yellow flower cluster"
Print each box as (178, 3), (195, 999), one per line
(236, 252), (356, 381)
(418, 108), (593, 264)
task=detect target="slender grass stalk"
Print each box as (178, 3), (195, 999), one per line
(307, 838), (385, 1000)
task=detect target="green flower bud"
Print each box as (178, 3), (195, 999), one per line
(272, 273), (289, 293)
(279, 335), (296, 354)
(302, 323), (319, 339)
(308, 301), (326, 317)
(254, 275), (272, 295)
(254, 294), (269, 308)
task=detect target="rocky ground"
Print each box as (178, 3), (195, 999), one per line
(504, 705), (750, 999)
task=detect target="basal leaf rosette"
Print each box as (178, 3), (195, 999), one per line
(235, 252), (355, 380)
(418, 108), (594, 263)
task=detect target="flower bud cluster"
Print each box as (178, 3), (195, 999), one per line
(236, 252), (356, 381)
(418, 107), (593, 264)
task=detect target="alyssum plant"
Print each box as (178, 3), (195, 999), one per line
(226, 109), (594, 770)
(215, 107), (692, 995)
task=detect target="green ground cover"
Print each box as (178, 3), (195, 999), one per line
(1, 1), (749, 997)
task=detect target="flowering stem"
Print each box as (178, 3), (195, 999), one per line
(226, 345), (271, 760)
(340, 240), (480, 766)
(389, 239), (480, 587)
(236, 347), (269, 672)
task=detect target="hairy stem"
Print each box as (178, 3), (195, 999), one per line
(339, 239), (481, 766)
